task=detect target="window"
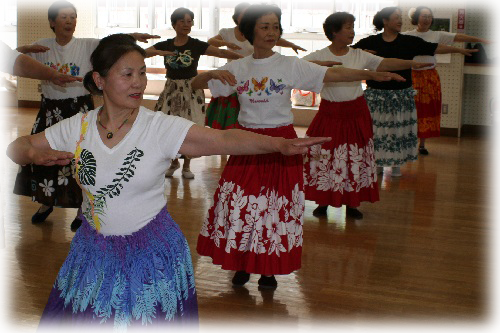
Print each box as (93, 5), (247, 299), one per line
(0, 0), (17, 48)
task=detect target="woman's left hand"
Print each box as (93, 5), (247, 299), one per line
(278, 137), (331, 155)
(130, 33), (161, 43)
(291, 44), (307, 54)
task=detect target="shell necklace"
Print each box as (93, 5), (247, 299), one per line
(98, 107), (136, 139)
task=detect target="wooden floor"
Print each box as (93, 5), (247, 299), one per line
(0, 107), (491, 331)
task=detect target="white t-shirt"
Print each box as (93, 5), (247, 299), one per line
(0, 40), (21, 74)
(29, 37), (100, 100)
(402, 29), (456, 70)
(218, 27), (254, 58)
(208, 52), (327, 128)
(302, 47), (383, 102)
(45, 106), (194, 236)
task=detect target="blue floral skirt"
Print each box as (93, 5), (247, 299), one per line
(364, 87), (418, 167)
(38, 206), (198, 331)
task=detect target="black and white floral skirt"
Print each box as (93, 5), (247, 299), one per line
(154, 78), (206, 126)
(13, 94), (93, 208)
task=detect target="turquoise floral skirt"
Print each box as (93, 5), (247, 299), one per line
(364, 87), (418, 167)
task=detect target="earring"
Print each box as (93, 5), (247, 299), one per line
(98, 86), (102, 90)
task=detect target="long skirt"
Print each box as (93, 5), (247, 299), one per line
(205, 93), (241, 129)
(197, 125), (304, 275)
(364, 87), (418, 167)
(38, 207), (198, 331)
(304, 96), (379, 208)
(155, 78), (206, 126)
(13, 94), (93, 208)
(412, 68), (442, 138)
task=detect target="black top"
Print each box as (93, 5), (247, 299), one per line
(352, 34), (438, 90)
(153, 37), (210, 80)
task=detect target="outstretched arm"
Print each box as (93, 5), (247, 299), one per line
(191, 70), (237, 90)
(204, 45), (244, 60)
(208, 34), (242, 51)
(435, 44), (478, 56)
(454, 34), (491, 44)
(7, 132), (74, 166)
(12, 54), (82, 86)
(377, 58), (434, 71)
(276, 38), (307, 54)
(179, 125), (330, 157)
(323, 66), (405, 83)
(144, 46), (176, 58)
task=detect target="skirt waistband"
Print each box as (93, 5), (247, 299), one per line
(318, 95), (369, 119)
(240, 124), (297, 139)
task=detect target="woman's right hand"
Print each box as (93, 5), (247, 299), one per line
(210, 70), (237, 86)
(17, 45), (50, 54)
(226, 42), (242, 51)
(29, 148), (74, 166)
(278, 137), (331, 156)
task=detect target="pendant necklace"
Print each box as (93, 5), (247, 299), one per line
(98, 107), (135, 139)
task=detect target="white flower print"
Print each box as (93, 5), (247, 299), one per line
(266, 218), (287, 256)
(79, 104), (89, 114)
(225, 186), (247, 253)
(32, 117), (40, 133)
(247, 194), (267, 220)
(57, 166), (71, 186)
(46, 110), (53, 127)
(317, 168), (335, 191)
(53, 107), (63, 123)
(289, 184), (304, 222)
(39, 179), (55, 197)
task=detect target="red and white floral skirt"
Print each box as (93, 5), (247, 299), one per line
(304, 96), (379, 207)
(412, 68), (442, 139)
(197, 125), (303, 275)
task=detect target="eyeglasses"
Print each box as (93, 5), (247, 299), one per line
(420, 15), (433, 20)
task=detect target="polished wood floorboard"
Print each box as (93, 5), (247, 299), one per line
(0, 107), (490, 331)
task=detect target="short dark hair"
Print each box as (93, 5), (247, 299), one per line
(232, 2), (250, 25)
(170, 7), (194, 27)
(48, 0), (77, 33)
(323, 12), (355, 42)
(239, 4), (283, 45)
(411, 6), (433, 26)
(83, 34), (146, 96)
(373, 6), (401, 31)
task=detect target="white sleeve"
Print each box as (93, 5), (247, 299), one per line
(207, 61), (237, 97)
(290, 57), (327, 93)
(45, 113), (83, 153)
(155, 113), (195, 160)
(301, 49), (321, 62)
(438, 31), (456, 45)
(218, 28), (231, 41)
(0, 41), (21, 74)
(360, 49), (384, 71)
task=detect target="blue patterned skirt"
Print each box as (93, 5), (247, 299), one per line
(364, 87), (418, 167)
(38, 207), (198, 330)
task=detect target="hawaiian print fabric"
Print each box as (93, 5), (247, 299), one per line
(38, 207), (198, 330)
(155, 78), (206, 126)
(205, 92), (241, 129)
(197, 125), (304, 275)
(304, 96), (379, 207)
(364, 87), (418, 167)
(13, 94), (93, 208)
(412, 68), (442, 138)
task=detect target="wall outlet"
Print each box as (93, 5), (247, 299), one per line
(442, 104), (448, 114)
(37, 84), (42, 93)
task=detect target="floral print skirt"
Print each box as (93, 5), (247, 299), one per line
(197, 125), (304, 275)
(412, 68), (442, 139)
(205, 93), (241, 129)
(13, 94), (93, 208)
(38, 206), (198, 330)
(304, 96), (379, 208)
(155, 78), (206, 126)
(364, 87), (418, 167)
